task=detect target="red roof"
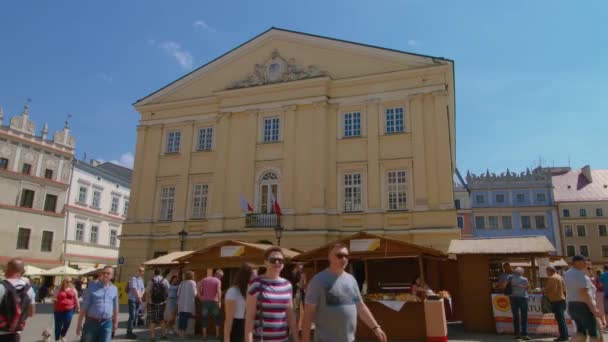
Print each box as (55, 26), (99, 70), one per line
(552, 169), (608, 202)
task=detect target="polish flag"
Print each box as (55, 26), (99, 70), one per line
(270, 192), (282, 216)
(239, 196), (253, 212)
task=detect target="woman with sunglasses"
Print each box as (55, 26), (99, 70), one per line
(53, 277), (80, 342)
(224, 263), (256, 342)
(245, 247), (299, 342)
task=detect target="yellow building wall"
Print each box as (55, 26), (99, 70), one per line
(120, 31), (459, 275)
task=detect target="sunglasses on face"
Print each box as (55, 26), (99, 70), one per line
(101, 272), (112, 275)
(268, 258), (285, 265)
(335, 253), (349, 259)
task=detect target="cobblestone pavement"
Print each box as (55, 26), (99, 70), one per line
(19, 304), (608, 341)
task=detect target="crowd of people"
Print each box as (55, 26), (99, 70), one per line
(0, 243), (387, 342)
(498, 255), (608, 342)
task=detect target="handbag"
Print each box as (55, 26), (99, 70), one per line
(541, 295), (552, 314)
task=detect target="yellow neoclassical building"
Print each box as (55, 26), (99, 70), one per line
(120, 28), (459, 274)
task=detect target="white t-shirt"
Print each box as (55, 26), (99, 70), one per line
(0, 278), (36, 334)
(225, 286), (246, 319)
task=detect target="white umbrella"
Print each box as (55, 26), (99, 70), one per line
(76, 267), (97, 275)
(42, 265), (81, 276)
(24, 265), (45, 276)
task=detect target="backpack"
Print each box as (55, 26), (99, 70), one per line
(0, 280), (32, 333)
(150, 278), (167, 304)
(504, 276), (513, 296)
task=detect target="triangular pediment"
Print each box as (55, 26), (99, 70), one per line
(135, 28), (450, 107)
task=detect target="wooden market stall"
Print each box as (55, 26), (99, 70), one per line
(447, 236), (555, 334)
(294, 232), (457, 342)
(142, 250), (194, 283)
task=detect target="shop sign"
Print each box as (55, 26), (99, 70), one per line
(491, 294), (574, 336)
(536, 257), (550, 278)
(350, 239), (381, 252)
(220, 246), (245, 257)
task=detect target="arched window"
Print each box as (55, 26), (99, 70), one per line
(259, 171), (279, 213)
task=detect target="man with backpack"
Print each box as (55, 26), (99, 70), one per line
(146, 269), (169, 341)
(0, 258), (35, 342)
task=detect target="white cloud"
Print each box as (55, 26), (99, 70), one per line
(109, 152), (134, 168)
(408, 40), (419, 47)
(159, 41), (193, 69)
(97, 72), (113, 84)
(193, 20), (215, 32)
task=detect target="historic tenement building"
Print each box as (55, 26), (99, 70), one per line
(553, 166), (608, 265)
(120, 28), (458, 274)
(64, 160), (131, 269)
(454, 169), (472, 238)
(467, 168), (561, 251)
(0, 104), (75, 268)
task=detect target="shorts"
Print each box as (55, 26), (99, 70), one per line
(201, 301), (220, 323)
(568, 301), (599, 337)
(604, 296), (608, 315)
(147, 303), (166, 324)
(178, 312), (192, 331)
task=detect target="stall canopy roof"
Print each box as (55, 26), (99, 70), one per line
(447, 236), (555, 255)
(294, 232), (446, 261)
(175, 240), (299, 262)
(144, 251), (194, 266)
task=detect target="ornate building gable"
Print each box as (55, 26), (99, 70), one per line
(466, 167), (552, 187)
(227, 49), (328, 90)
(9, 104), (36, 135)
(52, 118), (75, 148)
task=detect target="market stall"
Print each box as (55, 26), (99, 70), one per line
(294, 232), (456, 342)
(447, 236), (574, 337)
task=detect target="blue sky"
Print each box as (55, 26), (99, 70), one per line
(1, 1), (606, 173)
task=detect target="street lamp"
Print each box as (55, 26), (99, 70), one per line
(178, 229), (188, 251)
(274, 225), (284, 247)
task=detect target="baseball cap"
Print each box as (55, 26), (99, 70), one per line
(572, 255), (588, 262)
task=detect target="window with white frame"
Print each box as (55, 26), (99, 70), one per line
(110, 229), (117, 247)
(536, 193), (546, 203)
(16, 228), (31, 250)
(577, 225), (586, 237)
(263, 117), (280, 142)
(502, 216), (513, 229)
(385, 107), (404, 134)
(166, 131), (181, 153)
(599, 224), (608, 237)
(602, 245), (608, 258)
(110, 196), (120, 213)
(580, 208), (587, 217)
(75, 223), (85, 241)
(495, 194), (505, 204)
(475, 194), (485, 204)
(488, 216), (499, 229)
(343, 112), (361, 137)
(41, 231), (53, 252)
(535, 215), (546, 229)
(387, 171), (407, 210)
(90, 225), (98, 244)
(457, 216), (464, 229)
(563, 209), (570, 217)
(92, 190), (101, 208)
(521, 216), (532, 229)
(475, 216), (485, 229)
(565, 225), (573, 237)
(159, 186), (175, 221)
(197, 127), (213, 151)
(566, 245), (575, 257)
(580, 245), (589, 257)
(515, 193), (525, 203)
(78, 186), (88, 203)
(343, 173), (362, 212)
(123, 200), (129, 216)
(597, 208), (604, 217)
(191, 184), (208, 219)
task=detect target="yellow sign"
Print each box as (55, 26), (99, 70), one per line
(115, 282), (129, 305)
(220, 246), (245, 257)
(493, 294), (511, 312)
(350, 239), (381, 252)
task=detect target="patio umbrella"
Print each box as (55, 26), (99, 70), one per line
(42, 265), (81, 276)
(24, 265), (45, 277)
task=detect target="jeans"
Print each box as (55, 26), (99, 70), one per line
(127, 300), (139, 333)
(510, 296), (528, 336)
(551, 300), (568, 339)
(53, 309), (74, 340)
(82, 318), (112, 342)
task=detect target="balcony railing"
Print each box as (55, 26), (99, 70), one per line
(246, 213), (280, 228)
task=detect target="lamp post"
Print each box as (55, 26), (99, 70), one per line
(178, 229), (188, 251)
(274, 224), (284, 247)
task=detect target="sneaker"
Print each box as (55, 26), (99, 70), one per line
(520, 336), (531, 341)
(514, 336), (521, 340)
(126, 333), (138, 340)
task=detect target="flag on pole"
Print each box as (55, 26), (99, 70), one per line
(239, 196), (253, 212)
(269, 192), (282, 216)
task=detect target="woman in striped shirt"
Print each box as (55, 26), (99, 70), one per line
(245, 247), (300, 342)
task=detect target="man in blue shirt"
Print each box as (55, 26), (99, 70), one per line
(76, 266), (119, 342)
(600, 265), (608, 318)
(126, 266), (145, 339)
(565, 255), (601, 341)
(509, 267), (530, 340)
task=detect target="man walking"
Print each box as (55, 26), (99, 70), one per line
(0, 258), (36, 342)
(564, 255), (602, 341)
(147, 269), (170, 341)
(302, 243), (387, 342)
(76, 266), (118, 342)
(126, 266), (145, 339)
(509, 267), (530, 340)
(198, 269), (223, 340)
(544, 266), (568, 341)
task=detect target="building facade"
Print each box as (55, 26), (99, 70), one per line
(121, 28), (459, 275)
(0, 104), (75, 268)
(64, 160), (131, 269)
(467, 168), (561, 251)
(454, 169), (472, 238)
(553, 166), (608, 264)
